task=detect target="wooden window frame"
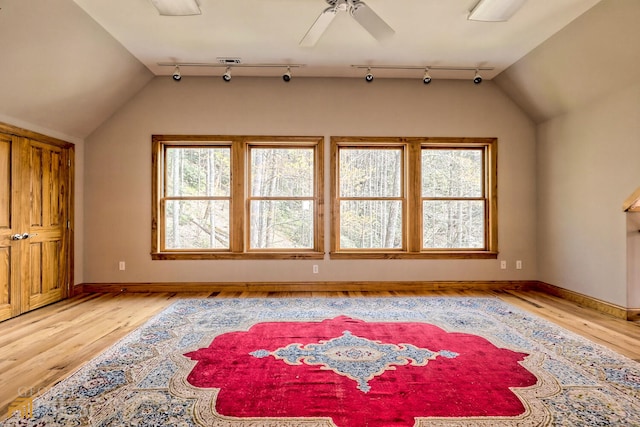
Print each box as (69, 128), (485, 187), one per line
(152, 135), (324, 260)
(330, 137), (497, 259)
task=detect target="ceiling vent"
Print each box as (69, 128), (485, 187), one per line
(217, 57), (242, 64)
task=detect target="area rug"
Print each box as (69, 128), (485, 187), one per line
(2, 297), (639, 426)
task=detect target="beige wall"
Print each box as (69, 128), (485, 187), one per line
(494, 0), (640, 124)
(497, 0), (640, 308)
(0, 0), (152, 139)
(83, 76), (536, 284)
(537, 82), (640, 307)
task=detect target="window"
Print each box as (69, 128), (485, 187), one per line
(152, 135), (324, 259)
(331, 137), (497, 259)
(336, 145), (405, 250)
(249, 146), (316, 250)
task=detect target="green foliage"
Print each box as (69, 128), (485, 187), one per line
(339, 149), (402, 249)
(165, 146), (315, 250)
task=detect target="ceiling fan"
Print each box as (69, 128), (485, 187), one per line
(300, 0), (395, 47)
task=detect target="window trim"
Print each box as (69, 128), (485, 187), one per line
(330, 137), (497, 259)
(152, 135), (324, 260)
(332, 141), (408, 252)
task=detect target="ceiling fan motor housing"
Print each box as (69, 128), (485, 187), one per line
(326, 0), (351, 11)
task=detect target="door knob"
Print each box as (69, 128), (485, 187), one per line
(10, 233), (38, 240)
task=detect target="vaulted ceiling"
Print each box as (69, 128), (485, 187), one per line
(2, 0), (638, 140)
(71, 0), (601, 80)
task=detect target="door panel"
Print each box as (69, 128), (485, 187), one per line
(28, 240), (64, 309)
(0, 246), (16, 321)
(0, 134), (19, 321)
(0, 135), (10, 227)
(26, 140), (68, 312)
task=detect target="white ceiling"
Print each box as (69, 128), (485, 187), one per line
(73, 0), (602, 81)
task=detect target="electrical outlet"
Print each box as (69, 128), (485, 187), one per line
(516, 260), (522, 270)
(119, 261), (125, 271)
(500, 260), (507, 270)
(313, 264), (319, 274)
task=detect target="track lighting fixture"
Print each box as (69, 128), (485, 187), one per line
(473, 70), (483, 84)
(423, 68), (432, 85)
(365, 68), (374, 82)
(158, 62), (305, 81)
(282, 66), (292, 82)
(351, 65), (493, 84)
(159, 62), (491, 83)
(222, 67), (232, 82)
(172, 65), (181, 82)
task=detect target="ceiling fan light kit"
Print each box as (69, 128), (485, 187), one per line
(149, 0), (201, 16)
(468, 0), (527, 22)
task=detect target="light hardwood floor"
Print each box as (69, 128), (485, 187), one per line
(1, 289), (639, 420)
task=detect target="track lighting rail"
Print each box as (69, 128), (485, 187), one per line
(158, 62), (305, 69)
(350, 65), (494, 71)
(159, 62), (305, 82)
(159, 62), (495, 83)
(351, 65), (494, 84)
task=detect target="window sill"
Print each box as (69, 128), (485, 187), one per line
(329, 251), (498, 260)
(151, 252), (326, 260)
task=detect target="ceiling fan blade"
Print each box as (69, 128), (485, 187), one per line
(350, 1), (394, 42)
(300, 7), (338, 47)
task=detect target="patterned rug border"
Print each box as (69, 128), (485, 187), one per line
(2, 296), (639, 427)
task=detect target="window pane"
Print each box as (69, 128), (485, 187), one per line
(250, 200), (314, 249)
(165, 200), (229, 249)
(422, 149), (482, 197)
(340, 200), (402, 249)
(251, 148), (314, 197)
(340, 149), (401, 197)
(423, 200), (484, 249)
(166, 147), (230, 197)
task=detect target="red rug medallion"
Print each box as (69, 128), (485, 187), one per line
(184, 316), (538, 427)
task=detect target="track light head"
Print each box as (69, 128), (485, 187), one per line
(423, 69), (432, 85)
(365, 68), (374, 82)
(282, 67), (292, 82)
(473, 70), (482, 84)
(222, 67), (232, 82)
(172, 65), (181, 82)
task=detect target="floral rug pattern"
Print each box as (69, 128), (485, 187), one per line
(2, 297), (639, 426)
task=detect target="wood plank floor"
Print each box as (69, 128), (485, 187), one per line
(1, 289), (639, 420)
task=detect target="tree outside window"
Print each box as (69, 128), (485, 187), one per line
(152, 136), (324, 260)
(331, 137), (497, 259)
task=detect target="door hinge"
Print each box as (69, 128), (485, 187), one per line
(67, 220), (70, 229)
(68, 159), (71, 167)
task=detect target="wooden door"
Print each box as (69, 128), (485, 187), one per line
(0, 130), (71, 321)
(0, 134), (20, 321)
(25, 138), (69, 311)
